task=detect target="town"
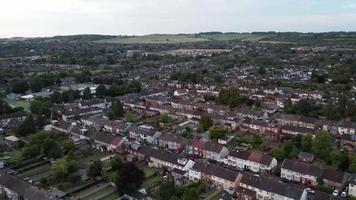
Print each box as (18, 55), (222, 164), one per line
(0, 32), (356, 200)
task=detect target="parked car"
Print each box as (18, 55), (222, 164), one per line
(305, 188), (315, 194)
(341, 191), (347, 198)
(333, 190), (339, 196)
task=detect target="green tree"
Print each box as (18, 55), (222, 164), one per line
(159, 113), (171, 124)
(15, 115), (36, 136)
(50, 91), (63, 104)
(312, 131), (332, 161)
(95, 84), (107, 97)
(251, 134), (264, 149)
(63, 140), (75, 154)
(0, 99), (13, 114)
(82, 87), (93, 100)
(208, 126), (228, 139)
(330, 150), (349, 171)
(182, 188), (199, 200)
(271, 148), (284, 161)
(282, 140), (299, 159)
(29, 75), (43, 92)
(329, 64), (352, 84)
(349, 156), (356, 173)
(107, 99), (125, 119)
(51, 156), (79, 180)
(125, 112), (134, 122)
(129, 80), (142, 93)
(198, 115), (213, 131)
(159, 179), (176, 200)
(301, 135), (313, 152)
(116, 163), (145, 194)
(11, 80), (29, 94)
(110, 157), (123, 171)
(88, 160), (103, 179)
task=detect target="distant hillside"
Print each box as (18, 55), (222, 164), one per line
(95, 33), (273, 44)
(2, 32), (356, 45)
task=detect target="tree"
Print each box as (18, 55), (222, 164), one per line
(110, 157), (123, 171)
(251, 134), (264, 149)
(95, 84), (107, 97)
(198, 115), (213, 131)
(159, 179), (176, 200)
(15, 115), (36, 136)
(129, 80), (142, 93)
(50, 91), (63, 104)
(0, 99), (13, 114)
(11, 80), (29, 94)
(258, 66), (266, 75)
(125, 112), (134, 122)
(88, 160), (103, 179)
(329, 64), (352, 84)
(63, 140), (75, 154)
(312, 131), (332, 161)
(42, 138), (63, 158)
(282, 140), (299, 159)
(159, 113), (171, 124)
(301, 135), (313, 152)
(271, 148), (284, 161)
(107, 99), (125, 119)
(29, 75), (43, 92)
(330, 150), (349, 171)
(218, 86), (241, 109)
(82, 87), (93, 100)
(181, 188), (199, 200)
(116, 163), (145, 194)
(30, 100), (52, 117)
(349, 156), (356, 173)
(208, 126), (228, 140)
(51, 156), (79, 180)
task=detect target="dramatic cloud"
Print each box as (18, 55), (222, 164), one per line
(0, 0), (355, 37)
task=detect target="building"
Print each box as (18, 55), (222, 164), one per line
(226, 150), (277, 173)
(186, 139), (229, 162)
(281, 159), (322, 186)
(158, 133), (188, 152)
(239, 173), (304, 200)
(188, 161), (242, 194)
(0, 170), (60, 200)
(148, 149), (195, 172)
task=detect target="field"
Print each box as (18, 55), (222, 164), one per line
(95, 33), (274, 44)
(96, 34), (209, 44)
(5, 98), (30, 111)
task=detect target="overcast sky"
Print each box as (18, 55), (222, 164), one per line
(1, 0), (356, 38)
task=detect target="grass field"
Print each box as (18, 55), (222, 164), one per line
(5, 98), (30, 111)
(97, 34), (209, 44)
(95, 33), (275, 44)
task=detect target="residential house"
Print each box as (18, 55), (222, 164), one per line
(158, 133), (188, 152)
(227, 150), (277, 173)
(0, 170), (60, 200)
(188, 161), (242, 194)
(186, 139), (229, 162)
(239, 173), (304, 200)
(128, 125), (160, 144)
(148, 149), (195, 172)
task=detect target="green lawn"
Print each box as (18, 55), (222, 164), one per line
(5, 98), (30, 111)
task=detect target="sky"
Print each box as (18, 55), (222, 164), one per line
(0, 0), (356, 38)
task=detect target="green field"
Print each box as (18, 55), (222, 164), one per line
(97, 34), (209, 44)
(5, 98), (30, 111)
(95, 33), (274, 44)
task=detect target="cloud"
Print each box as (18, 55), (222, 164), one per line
(0, 0), (355, 37)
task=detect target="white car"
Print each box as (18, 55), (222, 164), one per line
(305, 188), (315, 194)
(333, 190), (339, 196)
(341, 191), (347, 197)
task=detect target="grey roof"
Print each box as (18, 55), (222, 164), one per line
(281, 159), (323, 177)
(0, 170), (60, 200)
